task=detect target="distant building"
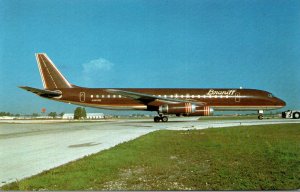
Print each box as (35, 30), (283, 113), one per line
(86, 113), (105, 119)
(62, 113), (74, 119)
(0, 116), (14, 120)
(36, 116), (52, 119)
(62, 113), (104, 120)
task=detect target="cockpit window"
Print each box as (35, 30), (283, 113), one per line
(268, 93), (273, 98)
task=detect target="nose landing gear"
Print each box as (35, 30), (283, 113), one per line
(258, 110), (264, 120)
(154, 114), (168, 122)
(258, 114), (264, 120)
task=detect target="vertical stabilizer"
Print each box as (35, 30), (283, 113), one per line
(36, 53), (72, 89)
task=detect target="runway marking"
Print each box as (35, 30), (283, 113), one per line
(68, 142), (101, 148)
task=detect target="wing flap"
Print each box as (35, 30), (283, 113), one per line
(19, 86), (61, 98)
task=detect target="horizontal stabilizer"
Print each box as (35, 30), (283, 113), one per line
(19, 86), (61, 98)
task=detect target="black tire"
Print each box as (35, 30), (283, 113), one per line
(293, 112), (300, 119)
(281, 112), (286, 118)
(161, 116), (168, 122)
(258, 114), (263, 120)
(154, 116), (160, 122)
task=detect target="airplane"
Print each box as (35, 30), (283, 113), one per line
(19, 53), (286, 122)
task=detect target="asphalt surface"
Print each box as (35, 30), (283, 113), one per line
(0, 118), (299, 186)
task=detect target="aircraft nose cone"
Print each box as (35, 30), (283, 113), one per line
(277, 98), (286, 107)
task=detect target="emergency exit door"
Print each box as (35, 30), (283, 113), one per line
(80, 92), (85, 102)
(235, 92), (240, 102)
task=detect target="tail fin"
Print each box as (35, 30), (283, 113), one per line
(36, 53), (72, 89)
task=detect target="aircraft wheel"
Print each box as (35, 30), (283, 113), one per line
(293, 112), (300, 119)
(258, 114), (263, 120)
(154, 116), (161, 122)
(161, 116), (168, 122)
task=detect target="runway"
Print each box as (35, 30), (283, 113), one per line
(1, 118), (299, 186)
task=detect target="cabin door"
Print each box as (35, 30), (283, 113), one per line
(235, 92), (240, 102)
(80, 92), (85, 102)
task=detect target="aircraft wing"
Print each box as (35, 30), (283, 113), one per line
(106, 89), (206, 105)
(19, 86), (61, 98)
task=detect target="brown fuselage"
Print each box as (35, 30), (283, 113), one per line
(46, 88), (286, 115)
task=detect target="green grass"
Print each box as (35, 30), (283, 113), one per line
(2, 124), (300, 190)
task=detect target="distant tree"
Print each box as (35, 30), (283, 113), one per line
(32, 113), (39, 117)
(0, 112), (12, 116)
(82, 108), (87, 119)
(48, 112), (57, 118)
(74, 107), (87, 119)
(74, 107), (81, 119)
(59, 112), (65, 117)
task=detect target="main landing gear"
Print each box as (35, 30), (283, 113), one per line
(154, 114), (168, 122)
(258, 110), (264, 120)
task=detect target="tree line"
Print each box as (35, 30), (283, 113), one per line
(0, 111), (64, 118)
(1, 107), (87, 119)
(0, 112), (19, 116)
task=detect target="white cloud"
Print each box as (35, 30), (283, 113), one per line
(83, 58), (114, 74)
(82, 58), (115, 87)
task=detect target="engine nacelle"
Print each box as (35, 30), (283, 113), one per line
(159, 103), (196, 114)
(193, 106), (213, 116)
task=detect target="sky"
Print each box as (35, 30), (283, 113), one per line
(0, 0), (299, 115)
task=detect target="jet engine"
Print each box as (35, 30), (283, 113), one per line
(193, 106), (214, 116)
(158, 103), (196, 114)
(158, 103), (213, 116)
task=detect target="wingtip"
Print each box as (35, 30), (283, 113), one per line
(106, 88), (118, 92)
